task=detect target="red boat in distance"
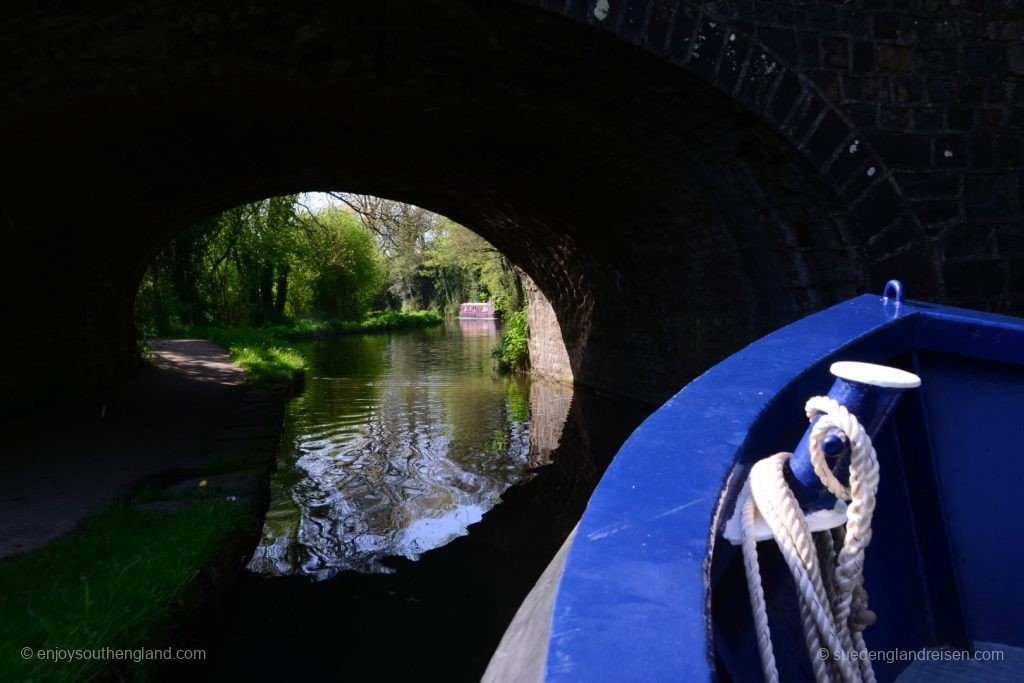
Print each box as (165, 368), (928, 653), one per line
(457, 301), (498, 319)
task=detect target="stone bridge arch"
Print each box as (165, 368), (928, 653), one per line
(1, 0), (1019, 414)
(534, 0), (933, 282)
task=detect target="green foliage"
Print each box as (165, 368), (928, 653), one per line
(355, 310), (443, 333)
(0, 501), (249, 683)
(329, 194), (523, 315)
(422, 218), (523, 316)
(290, 209), (387, 321)
(135, 197), (388, 335)
(493, 308), (529, 373)
(135, 193), (522, 345)
(135, 196), (303, 331)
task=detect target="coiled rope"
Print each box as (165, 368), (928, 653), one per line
(739, 396), (880, 683)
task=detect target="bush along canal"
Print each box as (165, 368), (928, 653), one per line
(171, 318), (648, 681)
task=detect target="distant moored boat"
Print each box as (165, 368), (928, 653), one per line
(458, 301), (498, 319)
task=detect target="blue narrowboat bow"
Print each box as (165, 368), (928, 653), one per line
(486, 283), (1024, 682)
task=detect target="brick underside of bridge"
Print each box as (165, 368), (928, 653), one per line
(1, 0), (1021, 413)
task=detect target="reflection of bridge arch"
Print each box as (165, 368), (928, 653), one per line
(2, 0), (1014, 413)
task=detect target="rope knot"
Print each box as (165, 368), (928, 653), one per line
(738, 395), (881, 683)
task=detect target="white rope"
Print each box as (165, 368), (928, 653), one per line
(738, 396), (880, 683)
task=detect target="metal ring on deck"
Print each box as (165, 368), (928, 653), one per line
(882, 279), (904, 303)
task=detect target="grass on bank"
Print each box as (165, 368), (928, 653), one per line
(171, 311), (444, 383)
(269, 310), (444, 337)
(194, 326), (307, 383)
(0, 500), (249, 683)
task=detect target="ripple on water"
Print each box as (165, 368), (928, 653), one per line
(248, 324), (532, 579)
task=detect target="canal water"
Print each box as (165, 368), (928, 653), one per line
(249, 320), (537, 579)
(177, 320), (649, 681)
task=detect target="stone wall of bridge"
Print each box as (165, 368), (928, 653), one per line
(0, 0), (1020, 415)
(527, 0), (1023, 312)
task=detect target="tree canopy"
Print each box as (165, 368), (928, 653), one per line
(135, 193), (523, 335)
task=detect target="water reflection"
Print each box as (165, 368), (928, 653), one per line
(526, 377), (573, 471)
(457, 317), (499, 336)
(174, 362), (648, 683)
(249, 322), (536, 579)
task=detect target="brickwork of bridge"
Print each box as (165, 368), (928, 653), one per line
(1, 0), (1020, 413)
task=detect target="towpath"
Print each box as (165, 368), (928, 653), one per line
(0, 339), (253, 560)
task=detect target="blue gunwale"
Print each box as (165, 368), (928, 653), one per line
(544, 293), (1024, 682)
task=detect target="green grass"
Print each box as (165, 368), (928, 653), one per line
(176, 324), (307, 383)
(229, 344), (306, 383)
(263, 310), (443, 338)
(0, 500), (249, 683)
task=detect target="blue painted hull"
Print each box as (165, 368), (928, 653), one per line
(489, 292), (1024, 682)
